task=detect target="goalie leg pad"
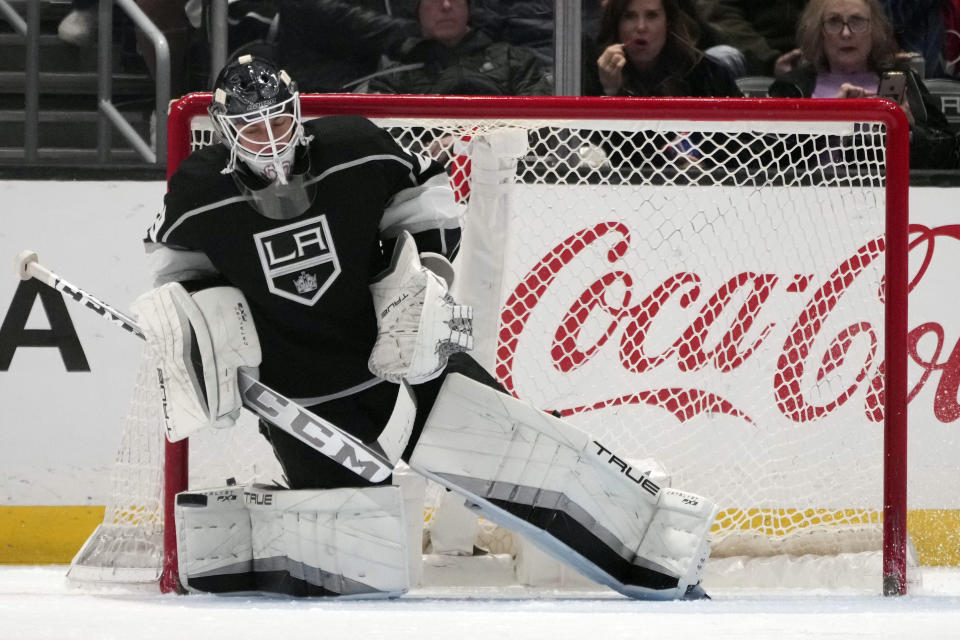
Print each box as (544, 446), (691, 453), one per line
(247, 484), (409, 598)
(176, 484), (410, 597)
(175, 485), (255, 594)
(407, 373), (718, 600)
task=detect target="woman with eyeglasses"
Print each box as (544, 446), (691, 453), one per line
(768, 0), (957, 169)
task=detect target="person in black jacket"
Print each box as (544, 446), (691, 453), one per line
(768, 0), (958, 170)
(585, 0), (742, 97)
(275, 0), (553, 92)
(367, 0), (553, 95)
(277, 0), (420, 92)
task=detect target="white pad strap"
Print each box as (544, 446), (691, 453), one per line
(176, 484), (409, 597)
(408, 373), (718, 600)
(131, 284), (261, 441)
(369, 231), (473, 384)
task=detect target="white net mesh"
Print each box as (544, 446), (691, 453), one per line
(441, 117), (889, 560)
(75, 98), (907, 591)
(68, 355), (164, 583)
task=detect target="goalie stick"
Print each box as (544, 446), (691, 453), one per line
(14, 250), (414, 483)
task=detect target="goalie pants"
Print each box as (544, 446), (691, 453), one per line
(258, 352), (498, 490)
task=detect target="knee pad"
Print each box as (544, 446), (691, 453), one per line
(175, 483), (409, 597)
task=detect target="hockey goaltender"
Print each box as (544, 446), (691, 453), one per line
(133, 54), (718, 600)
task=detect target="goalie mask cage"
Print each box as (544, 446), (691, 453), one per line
(69, 93), (909, 596)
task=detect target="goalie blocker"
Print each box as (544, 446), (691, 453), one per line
(131, 283), (261, 441)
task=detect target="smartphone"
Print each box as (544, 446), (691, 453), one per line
(877, 71), (907, 103)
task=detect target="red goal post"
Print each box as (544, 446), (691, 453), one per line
(155, 94), (909, 594)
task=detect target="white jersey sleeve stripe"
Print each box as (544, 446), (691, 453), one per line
(158, 195), (251, 243)
(312, 153), (414, 185)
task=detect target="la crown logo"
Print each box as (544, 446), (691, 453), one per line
(294, 271), (318, 294)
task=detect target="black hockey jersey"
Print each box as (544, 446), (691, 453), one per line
(145, 115), (461, 398)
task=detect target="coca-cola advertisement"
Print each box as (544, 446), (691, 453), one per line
(457, 182), (958, 515)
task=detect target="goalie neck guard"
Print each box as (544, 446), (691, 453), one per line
(209, 55), (315, 219)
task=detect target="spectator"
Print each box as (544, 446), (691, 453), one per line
(710, 0), (949, 79)
(277, 0), (419, 93)
(367, 0), (553, 96)
(584, 0), (742, 97)
(705, 0), (808, 76)
(582, 0), (742, 86)
(768, 0), (958, 169)
(575, 0), (743, 178)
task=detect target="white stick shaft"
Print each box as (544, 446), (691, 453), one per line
(20, 253), (145, 339)
(14, 250), (405, 482)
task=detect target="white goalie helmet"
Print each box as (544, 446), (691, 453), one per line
(208, 55), (317, 219)
(209, 54), (307, 186)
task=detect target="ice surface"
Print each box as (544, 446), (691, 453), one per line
(2, 565), (960, 640)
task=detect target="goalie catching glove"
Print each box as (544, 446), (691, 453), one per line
(369, 231), (472, 384)
(131, 283), (261, 441)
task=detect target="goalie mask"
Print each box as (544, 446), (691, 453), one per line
(210, 55), (316, 218)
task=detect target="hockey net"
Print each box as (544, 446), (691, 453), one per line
(70, 94), (910, 595)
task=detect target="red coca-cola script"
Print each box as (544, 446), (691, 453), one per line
(496, 223), (960, 424)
